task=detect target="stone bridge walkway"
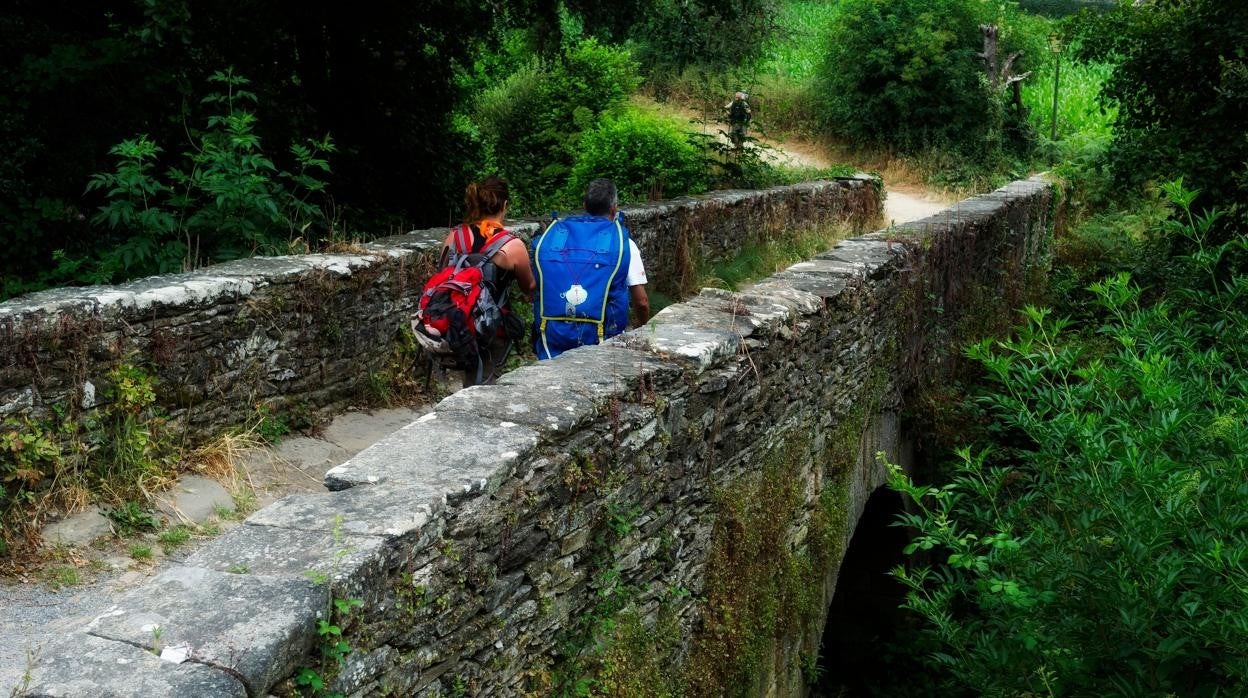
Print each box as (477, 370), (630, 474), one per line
(0, 406), (427, 694)
(0, 185), (943, 695)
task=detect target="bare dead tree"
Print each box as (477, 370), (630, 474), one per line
(979, 24), (1031, 116)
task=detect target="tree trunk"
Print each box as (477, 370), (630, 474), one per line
(980, 24), (1001, 90)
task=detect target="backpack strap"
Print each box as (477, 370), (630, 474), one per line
(452, 224), (474, 257)
(479, 231), (515, 262)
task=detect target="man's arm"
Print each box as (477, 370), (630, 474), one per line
(625, 239), (650, 327)
(629, 284), (650, 327)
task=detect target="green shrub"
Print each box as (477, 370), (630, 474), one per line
(566, 109), (708, 203)
(889, 182), (1248, 695)
(95, 364), (172, 498)
(80, 69), (334, 283)
(552, 38), (643, 118)
(473, 38), (641, 212)
(0, 418), (61, 533)
(815, 0), (992, 154)
(106, 501), (159, 537)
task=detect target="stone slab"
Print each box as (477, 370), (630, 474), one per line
(321, 407), (430, 454)
(612, 303), (746, 373)
(499, 344), (681, 395)
(323, 411), (539, 494)
(84, 566), (324, 695)
(20, 632), (246, 698)
(432, 345), (682, 438)
(245, 483), (443, 540)
(40, 507), (112, 547)
(816, 238), (901, 279)
(184, 521), (385, 588)
(154, 476), (235, 524)
(272, 436), (352, 473)
(434, 381), (600, 437)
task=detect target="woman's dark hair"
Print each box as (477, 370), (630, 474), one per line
(464, 175), (509, 222)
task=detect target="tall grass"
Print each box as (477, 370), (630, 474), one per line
(701, 222), (858, 290)
(1022, 60), (1116, 141)
(757, 0), (844, 80)
(725, 1), (848, 137)
(1018, 0), (1115, 18)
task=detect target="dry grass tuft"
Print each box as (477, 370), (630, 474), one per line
(322, 240), (376, 256)
(188, 429), (265, 486)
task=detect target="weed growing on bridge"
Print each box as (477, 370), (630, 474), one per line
(157, 525), (191, 551)
(0, 360), (181, 556)
(682, 435), (847, 697)
(295, 596), (362, 697)
(538, 425), (855, 698)
(254, 404), (292, 444)
(289, 515), (363, 698)
(364, 324), (435, 408)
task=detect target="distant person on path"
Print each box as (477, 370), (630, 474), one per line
(412, 176), (535, 386)
(725, 90), (752, 149)
(532, 178), (650, 360)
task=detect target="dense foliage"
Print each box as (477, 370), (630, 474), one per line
(890, 185), (1248, 694)
(78, 70), (334, 283)
(1070, 0), (1248, 218)
(813, 0), (1037, 161)
(0, 0), (517, 297)
(566, 109), (708, 203)
(631, 0), (779, 76)
(0, 0), (789, 299)
(471, 38), (643, 213)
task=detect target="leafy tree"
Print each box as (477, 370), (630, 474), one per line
(0, 0), (503, 297)
(889, 182), (1248, 695)
(1071, 0), (1248, 214)
(473, 38), (641, 212)
(815, 0), (993, 154)
(631, 0), (780, 76)
(814, 0), (1043, 162)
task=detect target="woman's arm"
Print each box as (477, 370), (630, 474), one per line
(498, 238), (536, 301)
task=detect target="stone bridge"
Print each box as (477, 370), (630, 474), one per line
(8, 176), (1053, 697)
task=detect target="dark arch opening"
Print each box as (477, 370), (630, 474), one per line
(812, 485), (913, 697)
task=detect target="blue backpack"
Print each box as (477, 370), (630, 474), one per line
(532, 214), (632, 360)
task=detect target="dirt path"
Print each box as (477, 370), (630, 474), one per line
(635, 96), (954, 225)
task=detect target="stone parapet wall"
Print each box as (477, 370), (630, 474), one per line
(0, 178), (879, 441)
(18, 178), (1050, 697)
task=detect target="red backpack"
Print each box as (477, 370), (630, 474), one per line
(411, 225), (515, 372)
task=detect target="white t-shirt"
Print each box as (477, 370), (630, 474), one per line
(627, 240), (647, 287)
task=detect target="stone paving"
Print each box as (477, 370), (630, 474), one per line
(0, 406), (427, 695)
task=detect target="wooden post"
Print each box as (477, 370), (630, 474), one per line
(1050, 38), (1062, 141)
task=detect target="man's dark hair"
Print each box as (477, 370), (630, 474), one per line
(584, 178), (618, 217)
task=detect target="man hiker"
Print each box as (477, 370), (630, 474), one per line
(725, 90), (752, 149)
(531, 178), (650, 360)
